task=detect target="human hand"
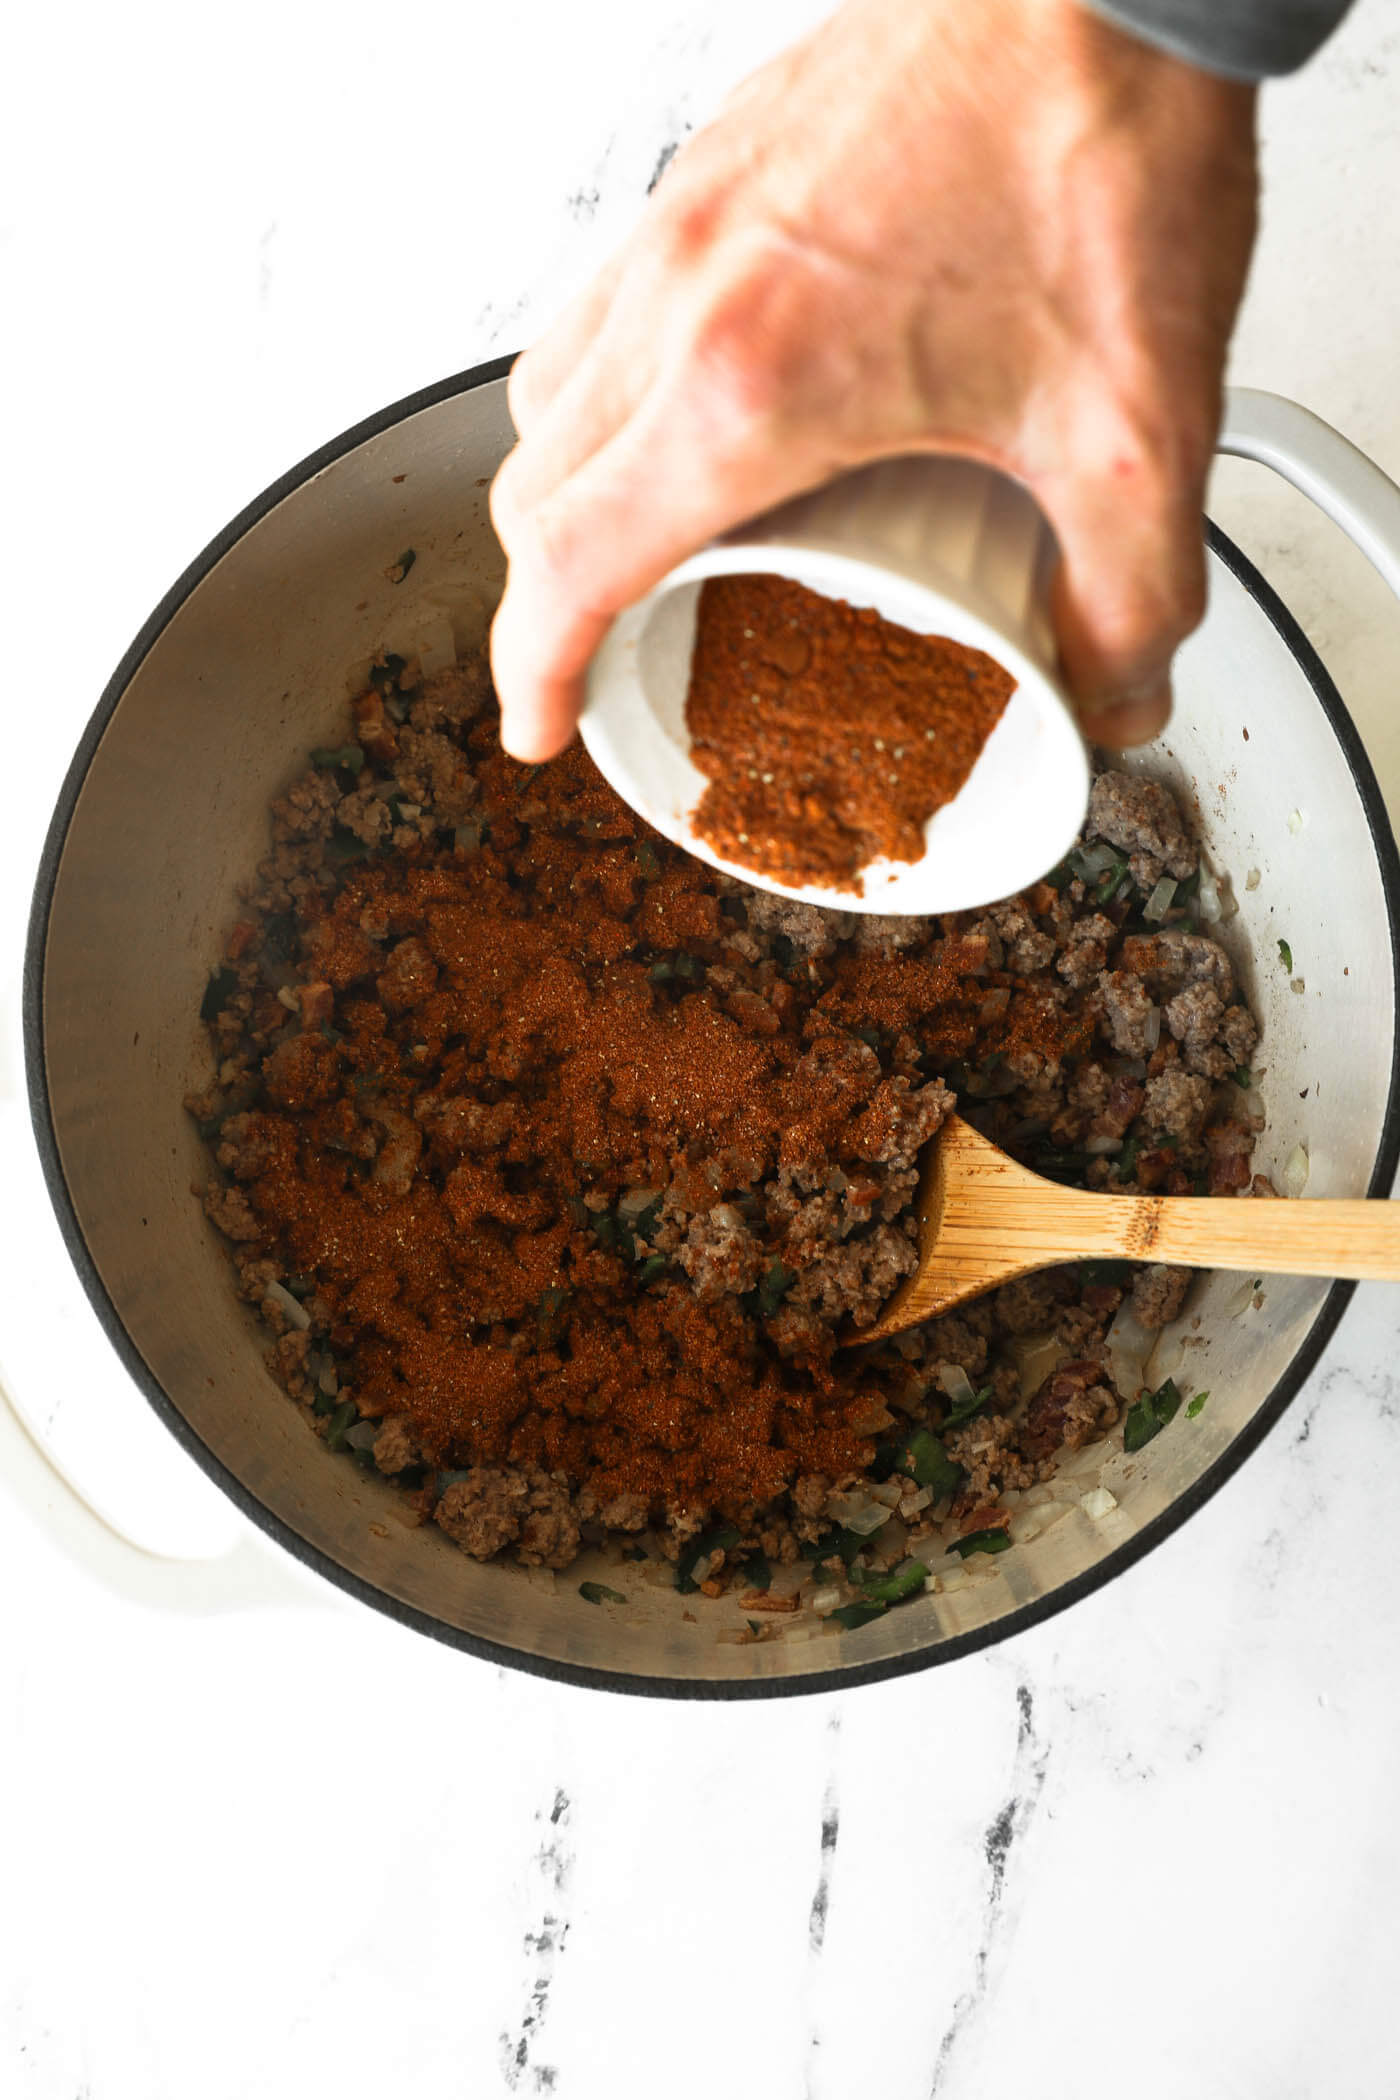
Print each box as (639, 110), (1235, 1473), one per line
(490, 0), (1258, 761)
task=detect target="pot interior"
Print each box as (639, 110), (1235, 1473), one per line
(29, 372), (1400, 1691)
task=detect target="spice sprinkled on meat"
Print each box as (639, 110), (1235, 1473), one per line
(188, 643), (1263, 1594)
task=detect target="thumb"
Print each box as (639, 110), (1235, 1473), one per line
(1042, 473), (1208, 749)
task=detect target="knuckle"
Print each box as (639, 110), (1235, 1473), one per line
(516, 491), (588, 594)
(686, 259), (806, 439)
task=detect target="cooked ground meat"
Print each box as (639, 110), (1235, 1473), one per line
(1098, 969), (1159, 1058)
(188, 645), (1263, 1589)
(1086, 771), (1197, 883)
(1130, 1264), (1193, 1331)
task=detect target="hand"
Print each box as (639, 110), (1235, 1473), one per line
(490, 0), (1258, 761)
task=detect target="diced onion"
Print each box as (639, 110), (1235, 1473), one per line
(1283, 1142), (1310, 1198)
(1106, 1303), (1154, 1396)
(898, 1487), (933, 1518)
(812, 1585), (842, 1615)
(1288, 808), (1304, 835)
(345, 1421), (378, 1451)
(1085, 1135), (1123, 1156)
(265, 1280), (311, 1331)
(1011, 1333), (1068, 1400)
(825, 1493), (892, 1534)
(619, 1186), (663, 1222)
(1081, 1487), (1118, 1520)
(1143, 1005), (1162, 1053)
(1143, 877), (1177, 922)
(1245, 867), (1261, 891)
(1198, 865), (1223, 922)
(1146, 1335), (1185, 1387)
(1225, 1276), (1257, 1319)
(1074, 843), (1118, 878)
(938, 1363), (976, 1406)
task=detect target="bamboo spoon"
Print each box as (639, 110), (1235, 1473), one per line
(858, 1114), (1400, 1345)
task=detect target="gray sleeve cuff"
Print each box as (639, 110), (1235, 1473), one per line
(1081, 0), (1356, 78)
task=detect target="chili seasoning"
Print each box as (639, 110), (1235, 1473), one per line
(684, 572), (1015, 891)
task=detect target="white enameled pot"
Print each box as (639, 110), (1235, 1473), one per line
(14, 375), (1400, 1695)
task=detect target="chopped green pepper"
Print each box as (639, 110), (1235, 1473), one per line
(676, 1522), (742, 1594)
(324, 1400), (358, 1452)
(948, 1527), (1012, 1559)
(1123, 1377), (1182, 1453)
(1278, 938), (1293, 972)
(942, 1384), (994, 1429)
(854, 1559), (929, 1606)
(579, 1581), (627, 1606)
(753, 1260), (797, 1321)
(890, 1427), (963, 1497)
(637, 1254), (670, 1286)
(310, 743), (365, 774)
(1186, 1390), (1209, 1419)
(830, 1599), (888, 1631)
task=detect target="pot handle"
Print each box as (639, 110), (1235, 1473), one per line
(1218, 387), (1400, 596)
(0, 1362), (329, 1613)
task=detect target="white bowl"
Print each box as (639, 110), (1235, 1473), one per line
(581, 456), (1089, 914)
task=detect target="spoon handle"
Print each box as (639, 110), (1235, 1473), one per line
(1123, 1193), (1400, 1283)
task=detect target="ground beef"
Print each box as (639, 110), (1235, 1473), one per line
(1219, 1004), (1259, 1070)
(1118, 929), (1235, 1001)
(1020, 1360), (1118, 1462)
(1087, 771), (1197, 881)
(1098, 970), (1159, 1058)
(1142, 1066), (1214, 1142)
(433, 1466), (580, 1569)
(677, 1207), (766, 1302)
(189, 647), (1263, 1586)
(373, 1416), (420, 1474)
(1130, 1264), (1193, 1329)
(1164, 982), (1224, 1058)
(1056, 912), (1116, 989)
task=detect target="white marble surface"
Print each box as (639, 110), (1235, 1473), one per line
(4, 2), (1400, 2093)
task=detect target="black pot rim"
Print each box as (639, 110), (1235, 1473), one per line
(24, 355), (1400, 1700)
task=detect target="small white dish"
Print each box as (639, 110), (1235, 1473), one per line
(580, 454), (1089, 915)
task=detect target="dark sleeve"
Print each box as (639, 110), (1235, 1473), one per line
(1080, 0), (1356, 77)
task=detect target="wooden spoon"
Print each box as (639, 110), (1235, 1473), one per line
(857, 1114), (1400, 1344)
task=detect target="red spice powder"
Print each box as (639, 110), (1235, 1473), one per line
(222, 709), (1085, 1517)
(685, 573), (1016, 892)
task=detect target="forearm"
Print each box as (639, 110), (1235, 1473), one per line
(1082, 0), (1355, 78)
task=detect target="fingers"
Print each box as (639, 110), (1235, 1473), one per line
(1040, 454), (1209, 749)
(490, 381), (826, 762)
(507, 255), (625, 435)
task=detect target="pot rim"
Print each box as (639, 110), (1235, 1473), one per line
(23, 355), (1400, 1699)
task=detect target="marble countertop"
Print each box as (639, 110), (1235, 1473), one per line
(4, 2), (1400, 2093)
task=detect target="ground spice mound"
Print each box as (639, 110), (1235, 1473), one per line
(189, 649), (1263, 1586)
(684, 573), (1016, 892)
